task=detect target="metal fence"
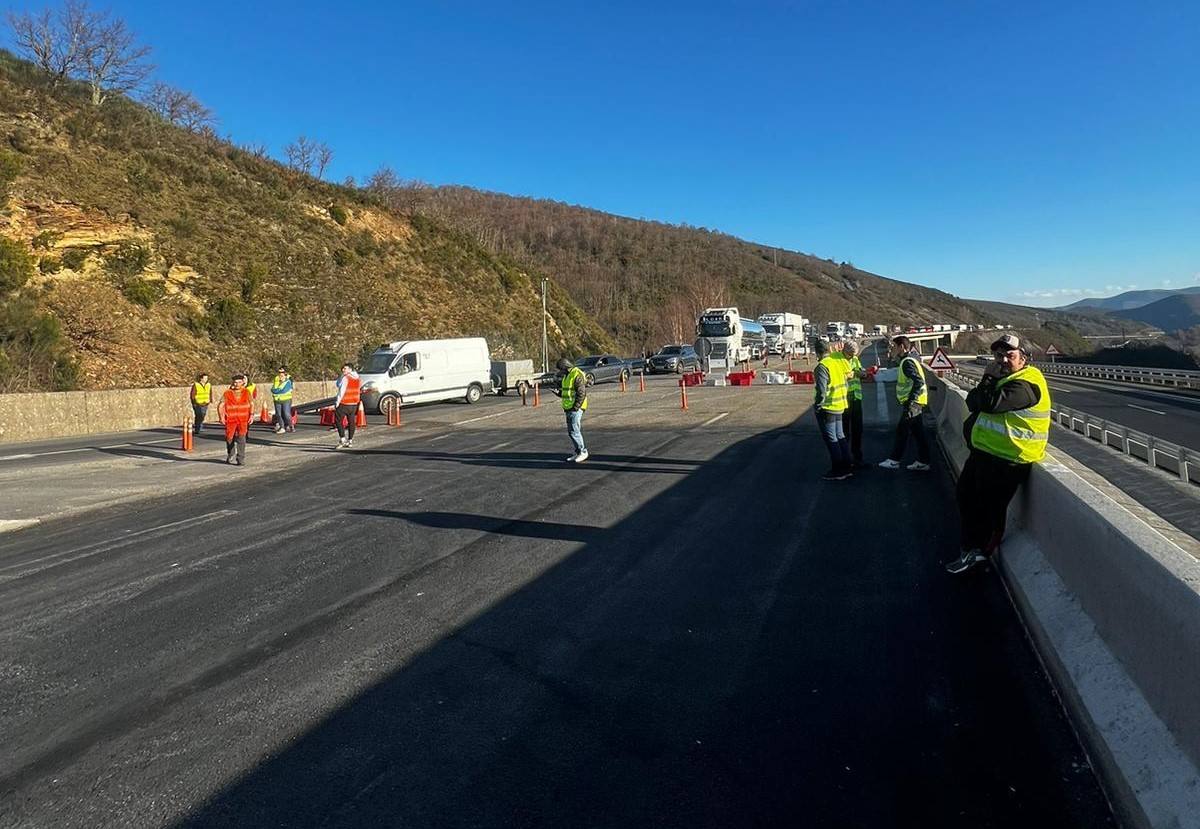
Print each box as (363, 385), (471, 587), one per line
(943, 372), (1198, 485)
(1035, 361), (1200, 390)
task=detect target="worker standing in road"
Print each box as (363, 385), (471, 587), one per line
(878, 336), (931, 471)
(217, 373), (253, 466)
(948, 334), (1051, 575)
(556, 357), (589, 463)
(333, 363), (361, 448)
(271, 366), (295, 434)
(189, 372), (211, 435)
(813, 339), (852, 480)
(245, 374), (261, 429)
(842, 341), (866, 467)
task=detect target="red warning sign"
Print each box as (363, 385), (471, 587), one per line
(927, 347), (955, 371)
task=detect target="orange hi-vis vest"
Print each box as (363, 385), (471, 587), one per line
(340, 375), (361, 406)
(223, 388), (253, 422)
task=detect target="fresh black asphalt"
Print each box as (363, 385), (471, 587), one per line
(0, 400), (1113, 827)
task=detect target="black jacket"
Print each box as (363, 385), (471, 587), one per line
(963, 373), (1041, 447)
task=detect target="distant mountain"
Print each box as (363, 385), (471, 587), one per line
(965, 299), (1141, 336)
(1060, 286), (1200, 312)
(1110, 294), (1200, 333)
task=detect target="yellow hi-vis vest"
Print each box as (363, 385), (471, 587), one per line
(561, 367), (589, 411)
(846, 355), (863, 401)
(895, 356), (929, 406)
(817, 355), (848, 413)
(970, 365), (1051, 463)
(271, 375), (293, 402)
(192, 382), (212, 404)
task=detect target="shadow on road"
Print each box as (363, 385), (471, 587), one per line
(168, 419), (1110, 829)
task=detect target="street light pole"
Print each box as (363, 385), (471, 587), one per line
(541, 277), (549, 375)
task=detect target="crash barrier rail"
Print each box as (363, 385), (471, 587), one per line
(1035, 361), (1200, 390)
(933, 377), (1200, 828)
(947, 372), (1198, 486)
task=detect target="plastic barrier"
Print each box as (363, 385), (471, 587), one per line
(728, 371), (756, 386)
(789, 370), (815, 384)
(319, 407), (335, 426)
(682, 371), (704, 386)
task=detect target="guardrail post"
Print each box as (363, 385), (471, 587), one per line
(1121, 426), (1130, 454)
(1147, 435), (1157, 469)
(1178, 448), (1190, 482)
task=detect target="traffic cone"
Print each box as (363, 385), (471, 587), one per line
(679, 379), (689, 411)
(620, 374), (627, 393)
(355, 405), (367, 428)
(291, 411), (298, 428)
(181, 420), (193, 452)
(260, 404), (272, 424)
(638, 373), (645, 392)
(533, 381), (540, 408)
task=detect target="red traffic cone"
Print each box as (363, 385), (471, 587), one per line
(355, 406), (367, 427)
(181, 420), (193, 452)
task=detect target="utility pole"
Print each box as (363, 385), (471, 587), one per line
(541, 277), (549, 375)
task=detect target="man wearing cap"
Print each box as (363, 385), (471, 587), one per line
(555, 357), (589, 463)
(271, 366), (294, 434)
(878, 336), (932, 471)
(813, 339), (852, 480)
(841, 340), (866, 467)
(947, 334), (1051, 575)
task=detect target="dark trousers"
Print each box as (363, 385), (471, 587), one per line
(224, 419), (248, 462)
(191, 403), (207, 434)
(957, 450), (1031, 553)
(845, 397), (863, 463)
(815, 409), (851, 471)
(890, 407), (930, 463)
(335, 404), (358, 440)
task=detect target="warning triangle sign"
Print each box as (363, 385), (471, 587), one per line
(928, 347), (955, 370)
(1045, 344), (1061, 356)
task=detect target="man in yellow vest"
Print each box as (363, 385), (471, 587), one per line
(271, 365), (295, 434)
(841, 340), (866, 467)
(555, 357), (589, 463)
(878, 336), (931, 471)
(813, 339), (852, 480)
(948, 334), (1051, 575)
(189, 372), (212, 435)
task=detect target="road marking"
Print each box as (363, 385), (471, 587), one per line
(0, 454), (34, 461)
(0, 509), (239, 579)
(429, 434), (451, 442)
(483, 440), (512, 452)
(1127, 403), (1166, 415)
(453, 409), (521, 427)
(702, 412), (729, 427)
(0, 437), (177, 462)
(0, 518), (39, 533)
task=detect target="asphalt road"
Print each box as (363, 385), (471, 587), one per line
(0, 387), (1112, 828)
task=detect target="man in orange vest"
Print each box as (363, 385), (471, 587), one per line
(217, 373), (253, 466)
(334, 362), (362, 449)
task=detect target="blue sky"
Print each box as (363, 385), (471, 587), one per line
(7, 0), (1199, 306)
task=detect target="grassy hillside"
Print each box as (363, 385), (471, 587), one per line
(391, 185), (998, 351)
(1111, 294), (1200, 333)
(0, 52), (611, 391)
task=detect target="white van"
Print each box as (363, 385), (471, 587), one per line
(359, 338), (491, 414)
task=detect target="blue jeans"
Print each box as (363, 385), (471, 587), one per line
(566, 409), (586, 455)
(815, 409), (851, 470)
(274, 400), (293, 430)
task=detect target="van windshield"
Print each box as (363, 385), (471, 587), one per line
(364, 352), (397, 374)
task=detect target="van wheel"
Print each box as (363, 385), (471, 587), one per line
(379, 393), (400, 417)
(465, 383), (483, 404)
(585, 372), (596, 386)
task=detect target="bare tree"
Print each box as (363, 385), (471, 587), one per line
(144, 82), (215, 132)
(284, 135), (317, 174)
(315, 143), (333, 179)
(7, 0), (98, 87)
(84, 14), (153, 105)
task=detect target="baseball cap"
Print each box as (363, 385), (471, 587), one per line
(990, 333), (1021, 352)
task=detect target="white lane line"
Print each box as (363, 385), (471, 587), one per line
(483, 441), (512, 452)
(0, 518), (40, 533)
(453, 409), (521, 427)
(1127, 403), (1166, 415)
(0, 509), (239, 579)
(0, 454), (35, 461)
(0, 437), (178, 461)
(429, 434), (452, 442)
(702, 412), (729, 427)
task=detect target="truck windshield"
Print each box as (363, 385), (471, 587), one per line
(364, 352), (398, 374)
(698, 321), (733, 337)
(761, 324), (781, 334)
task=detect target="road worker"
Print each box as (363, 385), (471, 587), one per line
(333, 363), (361, 448)
(555, 357), (589, 463)
(813, 339), (851, 480)
(217, 373), (253, 466)
(271, 366), (295, 434)
(189, 372), (211, 435)
(948, 334), (1051, 575)
(878, 336), (931, 471)
(244, 374), (262, 429)
(841, 340), (865, 467)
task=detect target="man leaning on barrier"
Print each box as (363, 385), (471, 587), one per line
(948, 333), (1051, 575)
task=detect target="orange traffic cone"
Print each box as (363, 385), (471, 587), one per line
(181, 420), (193, 452)
(355, 405), (367, 427)
(679, 379), (689, 411)
(533, 382), (541, 408)
(620, 374), (627, 393)
(259, 404), (272, 424)
(638, 373), (646, 392)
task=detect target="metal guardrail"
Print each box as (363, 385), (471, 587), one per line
(1035, 361), (1200, 390)
(943, 371), (1197, 485)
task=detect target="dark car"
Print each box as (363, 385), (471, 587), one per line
(648, 344), (701, 374)
(571, 354), (630, 385)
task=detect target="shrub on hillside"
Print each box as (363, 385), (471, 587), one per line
(240, 262), (268, 303)
(333, 248), (354, 268)
(202, 296), (254, 341)
(60, 248), (90, 271)
(126, 158), (163, 195)
(329, 204), (349, 225)
(165, 211), (198, 238)
(38, 256), (62, 274)
(122, 278), (162, 308)
(0, 237), (34, 293)
(104, 242), (151, 279)
(32, 230), (61, 251)
(0, 148), (23, 191)
(0, 297), (79, 392)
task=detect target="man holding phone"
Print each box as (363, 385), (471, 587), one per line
(948, 334), (1051, 575)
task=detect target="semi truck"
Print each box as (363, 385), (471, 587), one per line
(757, 312), (808, 356)
(846, 323), (865, 337)
(696, 307), (765, 368)
(872, 324), (888, 335)
(826, 321), (847, 338)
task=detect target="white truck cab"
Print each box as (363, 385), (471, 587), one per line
(359, 337), (491, 414)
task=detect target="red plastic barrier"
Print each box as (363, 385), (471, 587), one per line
(789, 371), (815, 384)
(682, 371), (704, 386)
(319, 407), (335, 426)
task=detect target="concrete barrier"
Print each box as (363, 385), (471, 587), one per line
(931, 377), (1200, 829)
(0, 380), (337, 444)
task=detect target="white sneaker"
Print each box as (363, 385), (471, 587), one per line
(907, 461), (931, 471)
(575, 450), (589, 463)
(566, 454), (578, 462)
(336, 438), (347, 449)
(878, 459), (901, 469)
(346, 440), (354, 448)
